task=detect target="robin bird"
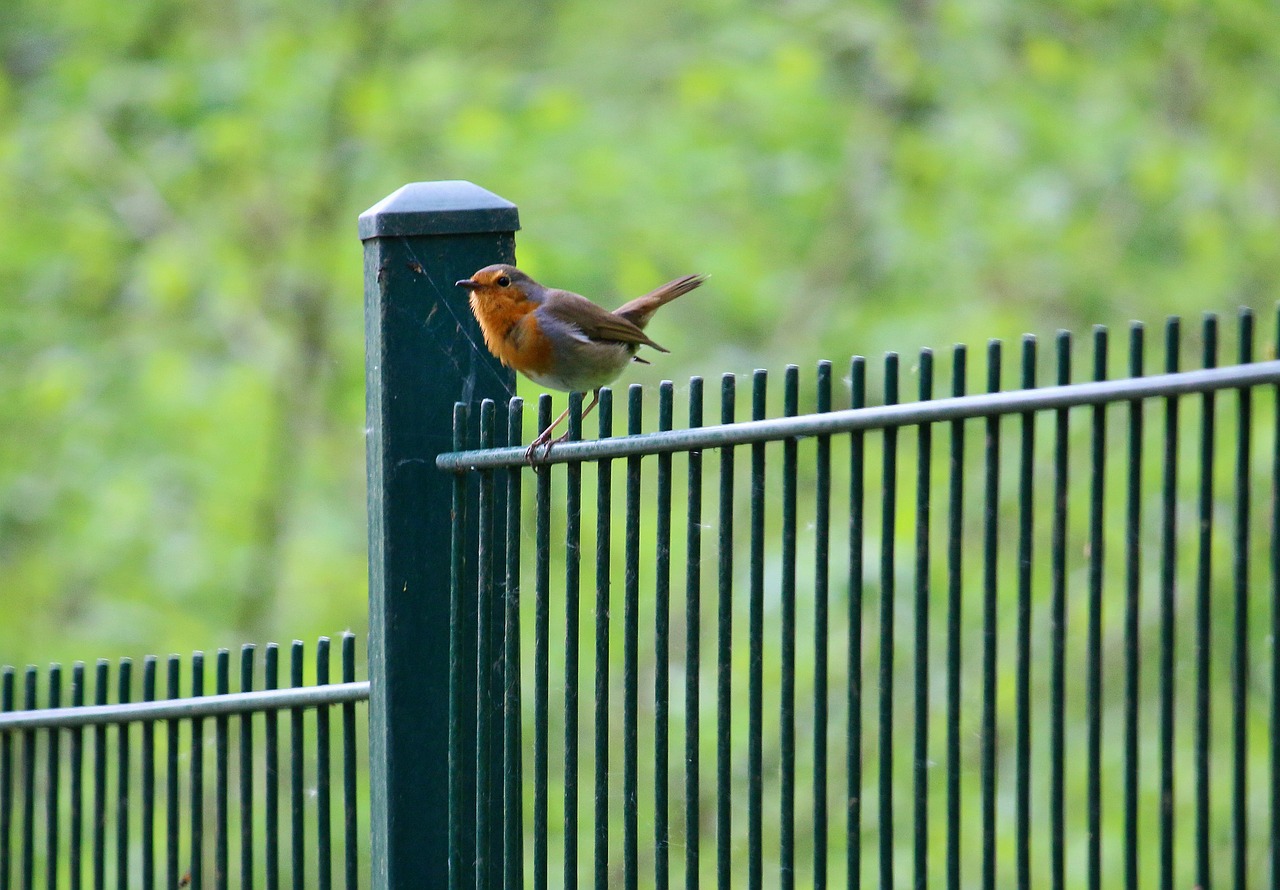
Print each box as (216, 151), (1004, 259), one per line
(455, 264), (706, 459)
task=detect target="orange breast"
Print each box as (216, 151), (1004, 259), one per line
(469, 294), (556, 377)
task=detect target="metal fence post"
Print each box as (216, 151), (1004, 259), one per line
(359, 181), (518, 890)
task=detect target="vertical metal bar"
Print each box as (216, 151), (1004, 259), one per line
(1050, 331), (1070, 890)
(1232, 309), (1252, 890)
(165, 658), (180, 890)
(20, 669), (34, 890)
(141, 657), (156, 890)
(749, 369), (767, 890)
(1272, 305), (1280, 890)
(879, 353), (899, 890)
(1086, 326), (1107, 890)
(93, 660), (108, 890)
(655, 381), (674, 890)
(117, 658), (133, 890)
(264, 645), (279, 890)
(215, 651), (229, 890)
(341, 634), (358, 890)
(624, 385), (642, 890)
(240, 646), (255, 890)
(290, 641), (305, 890)
(533, 396), (552, 890)
(191, 653), (205, 890)
(317, 638), (332, 890)
(945, 345), (966, 890)
(980, 342), (1000, 890)
(45, 665), (61, 890)
(1123, 324), (1144, 890)
(564, 392), (584, 890)
(475, 401), (496, 890)
(71, 662), (86, 890)
(913, 350), (933, 890)
(1195, 314), (1217, 890)
(594, 389), (615, 890)
(448, 402), (469, 890)
(503, 399), (524, 890)
(781, 366), (799, 890)
(1158, 318), (1179, 890)
(1, 666), (10, 890)
(685, 377), (705, 890)
(1015, 337), (1035, 890)
(847, 357), (866, 890)
(813, 361), (832, 890)
(716, 374), (735, 890)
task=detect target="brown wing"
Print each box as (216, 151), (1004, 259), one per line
(541, 290), (669, 352)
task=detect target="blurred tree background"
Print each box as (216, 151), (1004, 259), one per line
(2, 0), (1279, 667)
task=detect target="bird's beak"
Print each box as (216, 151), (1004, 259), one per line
(455, 279), (480, 290)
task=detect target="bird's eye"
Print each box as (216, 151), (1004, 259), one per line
(496, 276), (511, 287)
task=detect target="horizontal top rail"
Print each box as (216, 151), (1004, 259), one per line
(437, 360), (1280, 471)
(0, 680), (370, 731)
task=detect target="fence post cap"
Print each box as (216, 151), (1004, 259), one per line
(358, 180), (520, 239)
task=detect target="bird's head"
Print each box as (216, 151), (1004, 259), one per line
(455, 264), (542, 310)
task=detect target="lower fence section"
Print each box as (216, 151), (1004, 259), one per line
(0, 634), (367, 890)
(443, 312), (1280, 890)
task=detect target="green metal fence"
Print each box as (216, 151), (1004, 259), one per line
(0, 636), (367, 889)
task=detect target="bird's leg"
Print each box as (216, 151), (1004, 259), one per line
(525, 389), (601, 463)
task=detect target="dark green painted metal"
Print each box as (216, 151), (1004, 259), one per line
(191, 653), (204, 890)
(317, 638), (333, 890)
(1123, 326), (1143, 890)
(533, 396), (552, 890)
(748, 369), (767, 890)
(1086, 327), (1107, 890)
(264, 645), (280, 890)
(879, 354), (899, 890)
(780, 367), (798, 890)
(980, 342), (1000, 890)
(166, 658), (180, 890)
(624, 386), (642, 890)
(361, 181), (518, 890)
(71, 661), (86, 890)
(448, 403), (469, 890)
(341, 634), (359, 890)
(1050, 332), (1069, 890)
(594, 391), (615, 890)
(290, 642), (304, 890)
(655, 382), (674, 890)
(119, 658), (135, 890)
(684, 377), (704, 890)
(716, 374), (735, 890)
(1232, 309), (1252, 890)
(812, 361), (832, 890)
(847, 356), (866, 890)
(1272, 307), (1280, 890)
(945, 345), (966, 890)
(19, 669), (33, 890)
(93, 659), (108, 890)
(1195, 315), (1217, 890)
(1015, 337), (1034, 890)
(503, 401), (524, 890)
(1, 667), (10, 890)
(142, 656), (157, 890)
(1158, 318), (1179, 890)
(913, 350), (933, 890)
(45, 665), (61, 890)
(475, 401), (497, 890)
(240, 647), (255, 890)
(216, 651), (229, 890)
(563, 392), (584, 890)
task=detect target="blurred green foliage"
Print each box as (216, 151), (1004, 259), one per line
(2, 0), (1279, 669)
